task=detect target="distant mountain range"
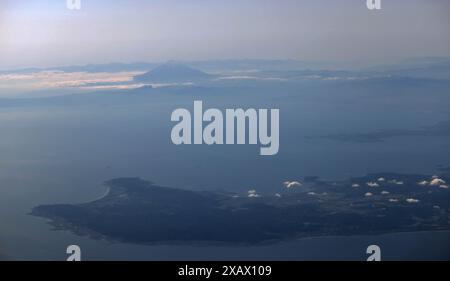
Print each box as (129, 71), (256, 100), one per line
(3, 57), (450, 80)
(0, 59), (342, 74)
(0, 62), (159, 75)
(133, 63), (213, 83)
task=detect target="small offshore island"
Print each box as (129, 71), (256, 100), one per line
(31, 170), (450, 245)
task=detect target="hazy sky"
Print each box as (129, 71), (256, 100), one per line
(1, 0), (449, 70)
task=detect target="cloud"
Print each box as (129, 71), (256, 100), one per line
(79, 82), (194, 91)
(79, 83), (148, 90)
(351, 183), (360, 188)
(283, 181), (302, 188)
(381, 191), (390, 195)
(406, 198), (420, 203)
(0, 71), (145, 90)
(418, 178), (447, 187)
(389, 179), (404, 185)
(366, 182), (379, 188)
(430, 178), (446, 186)
(215, 76), (286, 81)
(389, 198), (399, 202)
(248, 189), (260, 198)
(307, 192), (317, 196)
(365, 192), (373, 197)
(0, 70), (201, 95)
(377, 177), (385, 182)
(274, 193), (281, 198)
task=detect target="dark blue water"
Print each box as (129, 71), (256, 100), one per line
(0, 80), (449, 260)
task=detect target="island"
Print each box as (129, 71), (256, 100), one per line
(31, 171), (450, 245)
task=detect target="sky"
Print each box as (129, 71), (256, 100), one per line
(0, 0), (449, 70)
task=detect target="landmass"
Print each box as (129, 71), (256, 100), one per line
(31, 171), (450, 245)
(317, 120), (450, 143)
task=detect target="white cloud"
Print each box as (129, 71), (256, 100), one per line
(439, 184), (449, 189)
(80, 81), (194, 91)
(366, 182), (379, 188)
(418, 180), (429, 186)
(0, 70), (197, 95)
(351, 183), (360, 188)
(377, 177), (385, 182)
(381, 191), (390, 195)
(283, 181), (302, 189)
(406, 198), (420, 203)
(365, 192), (373, 197)
(79, 83), (147, 90)
(307, 192), (317, 196)
(430, 178), (446, 186)
(248, 189), (260, 198)
(0, 71), (145, 90)
(275, 193), (282, 198)
(389, 179), (404, 185)
(215, 76), (286, 81)
(389, 198), (399, 202)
